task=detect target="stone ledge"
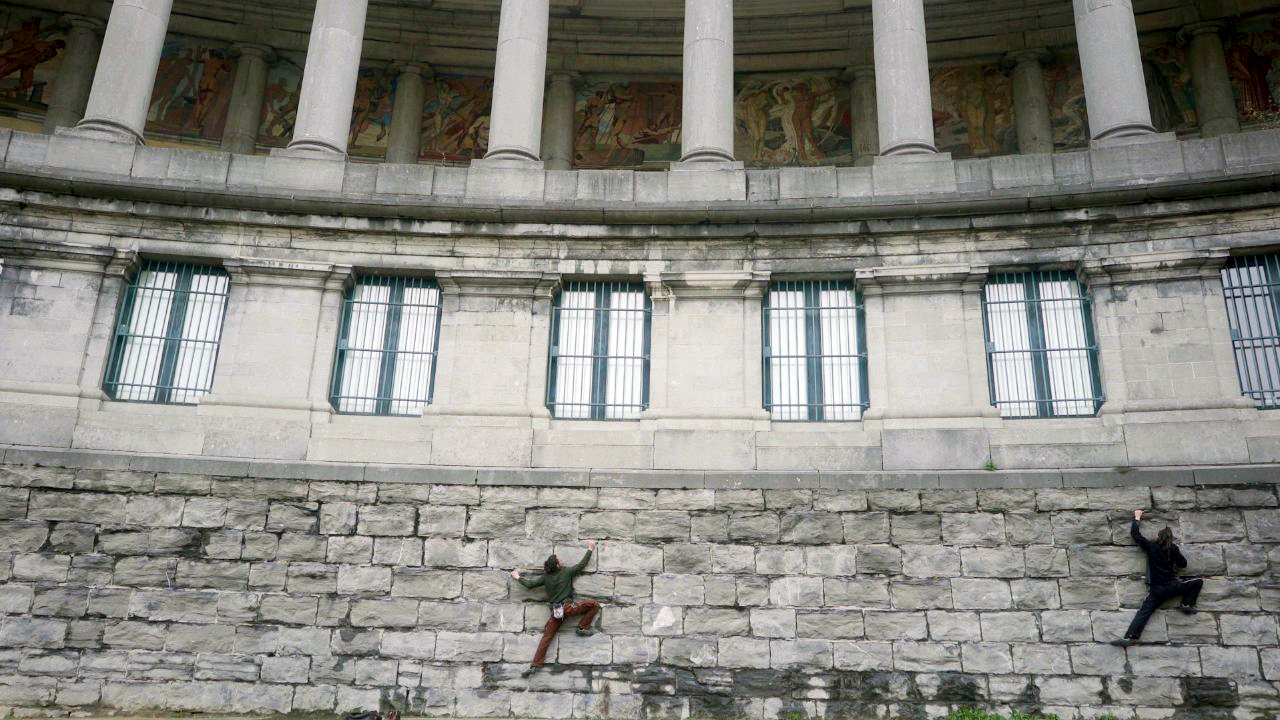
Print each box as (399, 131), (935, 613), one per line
(4, 128), (1280, 227)
(3, 445), (1276, 490)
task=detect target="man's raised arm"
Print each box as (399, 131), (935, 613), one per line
(572, 540), (597, 573)
(1131, 509), (1152, 551)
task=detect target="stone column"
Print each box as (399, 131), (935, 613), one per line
(845, 65), (878, 165)
(680, 0), (735, 162)
(220, 44), (273, 155)
(286, 0), (370, 155)
(483, 0), (550, 162)
(1183, 22), (1239, 138)
(74, 0), (174, 142)
(1008, 49), (1053, 154)
(540, 71), (578, 170)
(386, 63), (428, 164)
(42, 15), (104, 133)
(872, 0), (937, 156)
(1072, 0), (1155, 141)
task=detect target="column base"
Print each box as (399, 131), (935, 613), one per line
(276, 141), (347, 159)
(670, 159), (744, 171)
(679, 147), (736, 163)
(63, 118), (142, 144)
(472, 155), (544, 168)
(879, 139), (938, 157)
(873, 150), (952, 165)
(1090, 124), (1161, 146)
(481, 147), (542, 164)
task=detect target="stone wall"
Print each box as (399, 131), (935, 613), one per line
(1, 456), (1277, 719)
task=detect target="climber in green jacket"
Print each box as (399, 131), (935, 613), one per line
(511, 540), (599, 676)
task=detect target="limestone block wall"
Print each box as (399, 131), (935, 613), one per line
(0, 456), (1277, 719)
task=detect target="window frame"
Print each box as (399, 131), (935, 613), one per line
(545, 280), (652, 421)
(328, 274), (444, 417)
(761, 279), (870, 422)
(980, 269), (1104, 419)
(102, 259), (231, 405)
(1221, 253), (1280, 409)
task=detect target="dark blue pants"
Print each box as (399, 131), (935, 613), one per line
(1124, 578), (1203, 639)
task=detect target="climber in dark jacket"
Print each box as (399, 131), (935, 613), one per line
(1112, 509), (1202, 646)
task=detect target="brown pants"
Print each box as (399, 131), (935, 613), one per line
(530, 599), (600, 667)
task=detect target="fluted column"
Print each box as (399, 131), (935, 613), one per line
(286, 0), (370, 155)
(1072, 0), (1155, 141)
(540, 71), (578, 170)
(680, 0), (735, 162)
(845, 65), (878, 165)
(483, 0), (550, 162)
(1183, 22), (1240, 138)
(386, 63), (428, 164)
(74, 0), (174, 142)
(872, 0), (937, 156)
(1008, 49), (1053, 154)
(43, 15), (104, 133)
(220, 44), (273, 155)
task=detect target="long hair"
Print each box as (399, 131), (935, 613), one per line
(544, 554), (560, 574)
(1156, 527), (1174, 547)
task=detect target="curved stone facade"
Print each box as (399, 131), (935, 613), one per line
(2, 0), (1280, 717)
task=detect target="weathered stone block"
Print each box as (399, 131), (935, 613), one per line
(890, 579), (953, 610)
(893, 640), (960, 672)
(718, 636), (770, 668)
(833, 640), (893, 671)
(927, 610), (981, 641)
(769, 638), (832, 669)
(865, 611), (927, 640)
(960, 548), (1025, 578)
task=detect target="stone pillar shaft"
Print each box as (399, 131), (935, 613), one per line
(386, 64), (427, 164)
(1072, 0), (1155, 141)
(847, 66), (878, 165)
(680, 0), (735, 162)
(483, 0), (550, 162)
(872, 0), (937, 156)
(1185, 23), (1239, 138)
(287, 0), (370, 155)
(76, 0), (174, 142)
(43, 16), (104, 133)
(1009, 50), (1053, 154)
(540, 71), (577, 170)
(220, 45), (272, 155)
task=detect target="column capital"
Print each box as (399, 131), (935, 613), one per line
(841, 65), (876, 82)
(231, 43), (276, 63)
(59, 14), (106, 33)
(1178, 21), (1227, 44)
(390, 61), (432, 77)
(547, 70), (583, 86)
(1004, 48), (1051, 69)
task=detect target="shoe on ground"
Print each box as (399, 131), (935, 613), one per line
(521, 666), (539, 677)
(576, 628), (595, 637)
(1180, 605), (1198, 615)
(1110, 638), (1135, 647)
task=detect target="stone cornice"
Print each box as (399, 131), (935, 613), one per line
(856, 264), (989, 295)
(434, 270), (561, 299)
(222, 257), (342, 288)
(1079, 249), (1231, 285)
(649, 270), (772, 300)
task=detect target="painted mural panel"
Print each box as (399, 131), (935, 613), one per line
(147, 36), (236, 142)
(1225, 13), (1280, 124)
(1044, 58), (1088, 150)
(735, 76), (851, 166)
(258, 52), (302, 150)
(0, 8), (65, 127)
(349, 66), (393, 158)
(1141, 37), (1196, 133)
(419, 73), (492, 164)
(930, 63), (1015, 158)
(574, 81), (681, 168)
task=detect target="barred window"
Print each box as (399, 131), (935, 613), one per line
(547, 281), (650, 420)
(982, 270), (1102, 418)
(1222, 254), (1280, 408)
(104, 260), (230, 404)
(330, 276), (442, 416)
(762, 280), (868, 421)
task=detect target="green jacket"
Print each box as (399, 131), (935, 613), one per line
(517, 549), (592, 604)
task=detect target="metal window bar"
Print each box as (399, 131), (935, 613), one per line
(103, 260), (230, 404)
(330, 276), (443, 416)
(762, 280), (869, 421)
(981, 270), (1103, 418)
(1222, 254), (1280, 409)
(546, 281), (650, 420)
